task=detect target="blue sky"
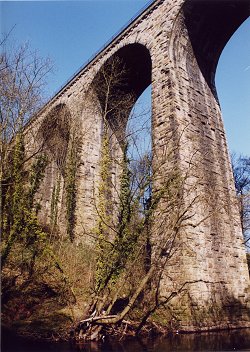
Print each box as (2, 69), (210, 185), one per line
(1, 0), (249, 155)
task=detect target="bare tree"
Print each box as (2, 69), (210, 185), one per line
(0, 41), (52, 151)
(0, 41), (83, 336)
(231, 153), (250, 248)
(72, 56), (217, 342)
(0, 41), (53, 234)
(0, 39), (53, 265)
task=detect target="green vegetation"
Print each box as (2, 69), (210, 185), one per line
(0, 41), (80, 339)
(50, 173), (61, 230)
(65, 140), (78, 242)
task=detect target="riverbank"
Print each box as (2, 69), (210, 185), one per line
(2, 326), (250, 352)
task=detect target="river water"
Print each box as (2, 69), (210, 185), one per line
(2, 329), (250, 352)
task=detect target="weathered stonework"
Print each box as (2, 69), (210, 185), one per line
(26, 0), (250, 330)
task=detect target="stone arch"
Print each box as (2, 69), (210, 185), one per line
(37, 103), (72, 233)
(39, 103), (71, 173)
(91, 43), (152, 144)
(85, 43), (152, 237)
(181, 0), (249, 96)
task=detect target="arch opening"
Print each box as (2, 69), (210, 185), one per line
(215, 17), (250, 156)
(90, 43), (153, 226)
(39, 103), (71, 172)
(182, 0), (249, 95)
(91, 43), (152, 144)
(126, 85), (152, 214)
(215, 18), (250, 248)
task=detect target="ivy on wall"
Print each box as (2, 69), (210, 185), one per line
(1, 132), (48, 268)
(65, 138), (78, 242)
(94, 136), (140, 293)
(41, 105), (80, 242)
(50, 173), (61, 230)
(95, 129), (113, 292)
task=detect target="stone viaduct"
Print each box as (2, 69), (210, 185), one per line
(27, 0), (250, 330)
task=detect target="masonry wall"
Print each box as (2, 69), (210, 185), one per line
(153, 5), (250, 329)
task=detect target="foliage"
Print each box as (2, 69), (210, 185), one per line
(95, 141), (142, 293)
(1, 132), (48, 267)
(0, 40), (78, 338)
(95, 129), (113, 292)
(65, 137), (78, 242)
(0, 41), (52, 200)
(0, 39), (53, 264)
(1, 132), (26, 266)
(1, 128), (79, 338)
(50, 173), (61, 230)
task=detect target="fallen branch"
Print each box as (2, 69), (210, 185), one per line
(79, 314), (117, 324)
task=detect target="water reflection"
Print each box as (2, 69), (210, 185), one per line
(2, 328), (250, 352)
